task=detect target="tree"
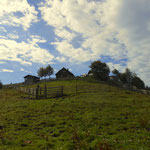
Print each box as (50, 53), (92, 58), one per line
(125, 68), (134, 84)
(89, 60), (110, 81)
(112, 69), (120, 76)
(43, 68), (48, 79)
(112, 69), (120, 80)
(46, 65), (54, 79)
(37, 67), (45, 79)
(145, 86), (150, 90)
(119, 68), (134, 84)
(0, 81), (2, 89)
(37, 65), (54, 79)
(119, 68), (145, 89)
(120, 72), (127, 83)
(131, 76), (145, 89)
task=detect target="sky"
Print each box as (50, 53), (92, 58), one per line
(0, 0), (150, 85)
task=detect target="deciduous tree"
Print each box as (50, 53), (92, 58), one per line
(89, 60), (110, 81)
(37, 67), (45, 79)
(0, 81), (2, 89)
(46, 65), (54, 79)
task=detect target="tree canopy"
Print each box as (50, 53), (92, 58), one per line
(112, 67), (145, 89)
(131, 76), (145, 89)
(37, 65), (54, 79)
(0, 81), (2, 89)
(89, 60), (110, 81)
(46, 65), (54, 79)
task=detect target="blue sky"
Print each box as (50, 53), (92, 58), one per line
(0, 0), (150, 86)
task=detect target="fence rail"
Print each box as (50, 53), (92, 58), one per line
(14, 85), (63, 99)
(8, 83), (150, 100)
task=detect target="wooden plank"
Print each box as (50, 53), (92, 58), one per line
(47, 91), (62, 94)
(47, 89), (61, 92)
(36, 85), (39, 99)
(47, 86), (62, 89)
(44, 84), (47, 99)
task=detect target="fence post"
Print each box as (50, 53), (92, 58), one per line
(44, 84), (47, 99)
(28, 88), (30, 98)
(40, 87), (42, 96)
(61, 86), (64, 96)
(36, 85), (39, 99)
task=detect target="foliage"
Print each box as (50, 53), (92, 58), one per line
(131, 76), (145, 89)
(112, 69), (120, 77)
(37, 67), (45, 79)
(125, 68), (134, 83)
(119, 68), (133, 84)
(37, 65), (54, 79)
(0, 81), (2, 89)
(46, 65), (54, 79)
(89, 60), (110, 81)
(114, 68), (145, 89)
(119, 73), (127, 83)
(112, 69), (120, 82)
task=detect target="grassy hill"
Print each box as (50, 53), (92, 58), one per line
(0, 79), (150, 150)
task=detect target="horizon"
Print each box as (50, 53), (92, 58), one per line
(0, 0), (150, 86)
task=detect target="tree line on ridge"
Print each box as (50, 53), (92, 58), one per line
(37, 60), (147, 90)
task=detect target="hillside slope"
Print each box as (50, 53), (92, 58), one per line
(0, 80), (150, 150)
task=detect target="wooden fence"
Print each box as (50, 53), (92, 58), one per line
(38, 85), (63, 99)
(15, 85), (63, 99)
(13, 84), (150, 100)
(14, 84), (100, 99)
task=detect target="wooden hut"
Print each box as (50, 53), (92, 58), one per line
(55, 68), (74, 79)
(24, 75), (40, 84)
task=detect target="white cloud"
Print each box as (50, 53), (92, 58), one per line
(107, 62), (125, 73)
(40, 0), (150, 85)
(0, 0), (38, 30)
(7, 33), (19, 39)
(20, 68), (31, 73)
(39, 0), (126, 62)
(29, 35), (47, 44)
(20, 68), (25, 71)
(55, 56), (66, 62)
(1, 69), (14, 72)
(0, 36), (54, 65)
(55, 28), (76, 41)
(52, 41), (96, 62)
(101, 0), (150, 85)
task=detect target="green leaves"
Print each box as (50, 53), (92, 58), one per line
(89, 60), (110, 81)
(37, 65), (54, 79)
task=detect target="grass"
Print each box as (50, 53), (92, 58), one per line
(0, 79), (150, 150)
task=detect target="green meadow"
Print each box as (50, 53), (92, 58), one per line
(0, 79), (150, 150)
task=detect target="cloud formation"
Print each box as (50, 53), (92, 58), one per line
(0, 0), (38, 30)
(0, 0), (150, 85)
(20, 68), (31, 73)
(39, 0), (150, 85)
(0, 69), (14, 72)
(39, 0), (126, 62)
(102, 0), (150, 84)
(0, 36), (54, 65)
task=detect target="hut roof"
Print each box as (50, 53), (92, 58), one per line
(55, 67), (74, 76)
(24, 75), (39, 79)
